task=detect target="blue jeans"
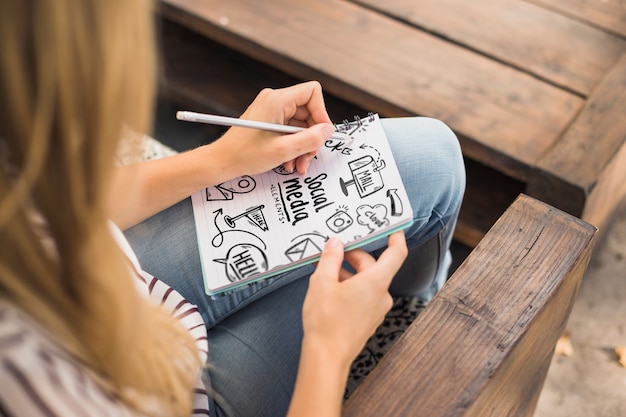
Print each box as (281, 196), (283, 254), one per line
(124, 117), (465, 417)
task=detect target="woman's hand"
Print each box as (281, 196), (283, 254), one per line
(302, 232), (408, 362)
(210, 81), (335, 180)
(287, 232), (408, 417)
(110, 82), (332, 229)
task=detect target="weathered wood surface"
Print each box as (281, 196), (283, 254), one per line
(343, 194), (597, 417)
(354, 0), (625, 96)
(158, 20), (365, 121)
(526, 0), (626, 38)
(158, 0), (626, 247)
(528, 53), (626, 230)
(160, 0), (584, 182)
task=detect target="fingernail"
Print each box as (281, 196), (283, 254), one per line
(323, 124), (335, 138)
(325, 237), (343, 248)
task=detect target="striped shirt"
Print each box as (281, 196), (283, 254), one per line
(0, 225), (210, 416)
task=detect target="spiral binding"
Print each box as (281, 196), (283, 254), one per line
(334, 112), (376, 134)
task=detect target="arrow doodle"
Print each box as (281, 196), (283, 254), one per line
(387, 189), (404, 216)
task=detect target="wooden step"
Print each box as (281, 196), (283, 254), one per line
(157, 19), (366, 122)
(526, 0), (626, 38)
(528, 53), (626, 239)
(160, 0), (585, 182)
(158, 20), (521, 247)
(354, 0), (625, 96)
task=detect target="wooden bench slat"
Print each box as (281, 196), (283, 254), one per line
(527, 0), (626, 38)
(160, 0), (584, 182)
(344, 194), (597, 417)
(354, 0), (625, 96)
(158, 20), (523, 248)
(528, 53), (626, 229)
(158, 20), (367, 121)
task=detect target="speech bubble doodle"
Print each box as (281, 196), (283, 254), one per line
(213, 243), (268, 282)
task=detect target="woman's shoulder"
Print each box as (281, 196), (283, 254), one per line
(0, 301), (144, 416)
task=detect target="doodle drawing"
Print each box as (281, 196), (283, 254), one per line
(205, 175), (256, 201)
(356, 204), (390, 232)
(213, 243), (268, 282)
(284, 232), (328, 262)
(340, 155), (386, 197)
(326, 208), (354, 233)
(224, 205), (268, 231)
(387, 189), (404, 216)
(211, 209), (268, 249)
(272, 165), (293, 175)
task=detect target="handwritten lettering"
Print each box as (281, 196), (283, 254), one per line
(281, 173), (335, 226)
(324, 140), (352, 155)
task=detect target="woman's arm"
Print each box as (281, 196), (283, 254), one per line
(109, 82), (335, 229)
(110, 145), (220, 230)
(287, 232), (408, 417)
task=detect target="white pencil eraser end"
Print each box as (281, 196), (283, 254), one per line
(176, 111), (192, 121)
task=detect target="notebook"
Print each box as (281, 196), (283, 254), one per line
(191, 114), (413, 294)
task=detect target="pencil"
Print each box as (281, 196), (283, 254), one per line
(176, 111), (353, 141)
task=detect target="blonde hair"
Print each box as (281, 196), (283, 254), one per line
(0, 1), (200, 416)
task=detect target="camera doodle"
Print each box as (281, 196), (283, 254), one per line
(326, 208), (354, 233)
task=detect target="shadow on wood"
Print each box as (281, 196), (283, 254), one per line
(343, 194), (597, 417)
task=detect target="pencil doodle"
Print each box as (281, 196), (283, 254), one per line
(285, 232), (328, 262)
(205, 175), (256, 201)
(358, 142), (382, 162)
(324, 139), (353, 155)
(326, 207), (354, 233)
(339, 155), (386, 198)
(211, 208), (267, 249)
(213, 243), (268, 282)
(272, 165), (294, 175)
(387, 189), (404, 216)
(224, 205), (268, 231)
(356, 204), (390, 232)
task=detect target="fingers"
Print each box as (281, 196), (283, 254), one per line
(281, 81), (332, 125)
(343, 249), (377, 273)
(378, 231), (409, 268)
(312, 237), (345, 283)
(237, 81), (333, 174)
(286, 123), (334, 174)
(342, 232), (408, 285)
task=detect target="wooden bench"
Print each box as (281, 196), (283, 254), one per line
(344, 194), (597, 416)
(156, 0), (626, 249)
(137, 126), (598, 414)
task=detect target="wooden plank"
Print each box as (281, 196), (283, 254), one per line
(528, 53), (626, 224)
(344, 194), (597, 417)
(354, 0), (626, 96)
(158, 19), (510, 247)
(159, 19), (369, 122)
(160, 0), (584, 182)
(582, 135), (626, 249)
(455, 159), (525, 247)
(526, 0), (626, 38)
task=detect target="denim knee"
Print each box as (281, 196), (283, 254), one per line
(382, 117), (466, 245)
